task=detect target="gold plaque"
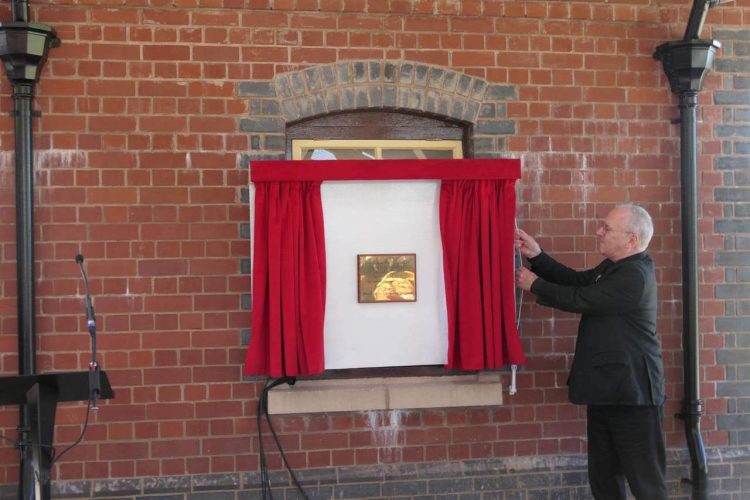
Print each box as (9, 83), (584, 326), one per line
(357, 254), (417, 303)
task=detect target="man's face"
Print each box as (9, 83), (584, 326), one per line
(595, 207), (636, 261)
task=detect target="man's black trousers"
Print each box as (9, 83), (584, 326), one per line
(586, 404), (668, 500)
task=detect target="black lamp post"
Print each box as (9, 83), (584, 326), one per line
(0, 2), (59, 497)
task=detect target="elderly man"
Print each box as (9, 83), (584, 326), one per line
(515, 204), (667, 500)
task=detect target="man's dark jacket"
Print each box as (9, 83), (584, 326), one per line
(529, 251), (665, 406)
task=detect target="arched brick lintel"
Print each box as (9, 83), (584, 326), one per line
(238, 60), (519, 158)
(277, 60), (516, 127)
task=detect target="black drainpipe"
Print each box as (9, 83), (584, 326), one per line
(0, 0), (59, 497)
(653, 1), (726, 499)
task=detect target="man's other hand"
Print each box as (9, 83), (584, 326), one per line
(515, 267), (538, 291)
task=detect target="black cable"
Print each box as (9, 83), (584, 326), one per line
(257, 380), (271, 500)
(263, 387), (307, 499)
(0, 433), (17, 446)
(2, 431), (56, 466)
(50, 399), (92, 465)
(257, 377), (309, 500)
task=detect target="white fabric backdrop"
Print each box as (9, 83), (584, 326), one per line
(321, 180), (448, 369)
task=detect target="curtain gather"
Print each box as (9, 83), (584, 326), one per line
(243, 181), (326, 377)
(440, 179), (525, 369)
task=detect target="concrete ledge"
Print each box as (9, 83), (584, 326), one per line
(267, 373), (503, 414)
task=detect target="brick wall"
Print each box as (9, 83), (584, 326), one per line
(714, 27), (750, 450)
(0, 1), (748, 498)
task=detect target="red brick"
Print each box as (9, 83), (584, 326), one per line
(202, 437), (250, 455)
(101, 442), (149, 460)
(86, 80), (136, 97)
(193, 11), (240, 26)
(452, 17), (494, 33)
(338, 15), (383, 29)
(193, 366), (240, 384)
(290, 14), (338, 29)
(405, 427), (450, 445)
(152, 439), (201, 458)
(290, 47), (337, 63)
(403, 16), (448, 32)
(143, 45), (191, 61)
(453, 51), (495, 67)
(452, 425), (497, 443)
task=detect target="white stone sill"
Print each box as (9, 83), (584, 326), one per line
(267, 372), (503, 414)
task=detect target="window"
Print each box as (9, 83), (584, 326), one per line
(285, 109), (469, 157)
(293, 139), (463, 161)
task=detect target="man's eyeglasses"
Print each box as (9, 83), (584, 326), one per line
(598, 222), (634, 235)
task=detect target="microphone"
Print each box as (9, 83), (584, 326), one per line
(76, 254), (96, 336)
(76, 254), (100, 410)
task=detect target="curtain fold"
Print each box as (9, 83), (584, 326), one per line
(439, 179), (526, 370)
(243, 180), (326, 377)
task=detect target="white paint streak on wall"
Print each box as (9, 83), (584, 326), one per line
(520, 154), (543, 204)
(36, 150), (86, 169)
(0, 152), (14, 187)
(575, 153), (592, 219)
(366, 409), (405, 462)
(0, 151), (87, 186)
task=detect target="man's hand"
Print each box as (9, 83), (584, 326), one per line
(515, 267), (538, 291)
(514, 228), (542, 259)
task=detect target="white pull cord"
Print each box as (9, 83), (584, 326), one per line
(510, 218), (522, 396)
(508, 364), (518, 395)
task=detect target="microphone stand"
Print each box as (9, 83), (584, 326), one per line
(75, 254), (100, 410)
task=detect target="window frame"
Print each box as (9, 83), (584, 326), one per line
(285, 110), (471, 157)
(292, 139), (464, 160)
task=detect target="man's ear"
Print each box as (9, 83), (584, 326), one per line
(630, 233), (642, 251)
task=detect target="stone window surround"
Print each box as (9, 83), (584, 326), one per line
(238, 60), (519, 413)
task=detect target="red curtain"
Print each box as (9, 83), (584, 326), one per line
(244, 159), (524, 377)
(243, 181), (326, 377)
(440, 179), (525, 369)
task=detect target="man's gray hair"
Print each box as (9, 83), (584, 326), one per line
(618, 203), (654, 250)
